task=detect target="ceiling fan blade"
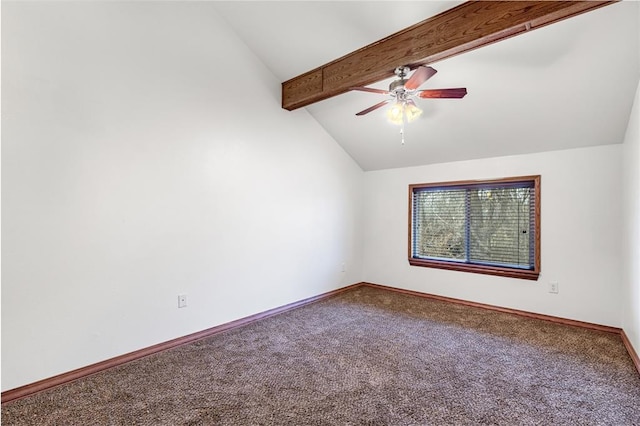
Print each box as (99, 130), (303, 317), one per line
(404, 66), (437, 90)
(417, 88), (468, 99)
(350, 87), (390, 95)
(355, 100), (390, 116)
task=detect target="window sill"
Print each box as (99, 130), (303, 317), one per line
(408, 258), (540, 280)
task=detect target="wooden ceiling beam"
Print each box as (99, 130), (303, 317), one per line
(281, 1), (616, 111)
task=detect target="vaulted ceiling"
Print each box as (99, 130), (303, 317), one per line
(214, 1), (639, 171)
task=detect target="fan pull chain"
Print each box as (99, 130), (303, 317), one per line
(400, 122), (405, 145)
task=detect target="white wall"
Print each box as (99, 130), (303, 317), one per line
(1, 2), (364, 391)
(363, 145), (623, 327)
(622, 78), (640, 354)
(2, 1), (636, 394)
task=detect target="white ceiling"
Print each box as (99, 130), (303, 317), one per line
(214, 1), (640, 171)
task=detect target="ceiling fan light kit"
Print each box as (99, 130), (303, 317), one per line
(387, 99), (422, 125)
(351, 65), (467, 144)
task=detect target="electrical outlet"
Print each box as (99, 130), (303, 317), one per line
(341, 262), (346, 273)
(549, 281), (559, 294)
(178, 294), (187, 308)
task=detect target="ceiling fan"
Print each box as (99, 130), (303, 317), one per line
(350, 65), (467, 125)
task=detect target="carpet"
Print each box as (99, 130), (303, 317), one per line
(2, 285), (639, 425)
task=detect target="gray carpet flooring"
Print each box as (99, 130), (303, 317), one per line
(2, 285), (639, 425)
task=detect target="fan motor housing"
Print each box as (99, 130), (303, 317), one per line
(389, 79), (407, 93)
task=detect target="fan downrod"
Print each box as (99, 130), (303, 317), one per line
(394, 66), (410, 78)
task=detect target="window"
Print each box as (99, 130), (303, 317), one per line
(409, 176), (540, 280)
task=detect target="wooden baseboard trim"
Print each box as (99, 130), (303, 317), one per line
(621, 330), (640, 375)
(1, 283), (362, 404)
(4, 281), (638, 403)
(361, 282), (622, 334)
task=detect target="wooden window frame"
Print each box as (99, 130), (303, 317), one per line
(408, 175), (541, 280)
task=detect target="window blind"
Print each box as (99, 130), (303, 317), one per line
(412, 181), (535, 270)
